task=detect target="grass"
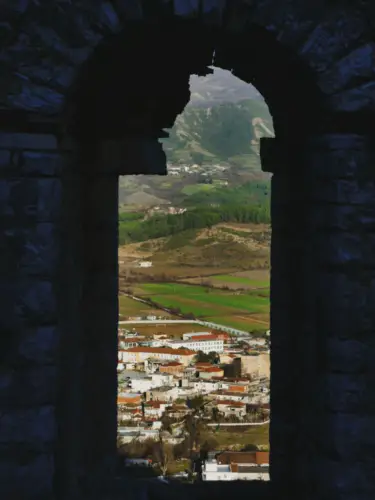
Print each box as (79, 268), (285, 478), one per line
(118, 295), (175, 318)
(203, 423), (269, 449)
(136, 282), (269, 330)
(205, 316), (269, 331)
(211, 274), (269, 288)
(181, 184), (216, 196)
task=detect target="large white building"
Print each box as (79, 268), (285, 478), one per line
(168, 336), (224, 354)
(182, 331), (212, 340)
(202, 452), (269, 481)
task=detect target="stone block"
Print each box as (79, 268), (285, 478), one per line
(328, 82), (375, 112)
(324, 337), (371, 374)
(315, 458), (375, 499)
(307, 143), (375, 179)
(0, 222), (59, 276)
(0, 178), (62, 221)
(0, 406), (56, 446)
(0, 280), (57, 327)
(0, 133), (57, 150)
(15, 280), (57, 325)
(314, 272), (368, 309)
(18, 326), (60, 364)
(299, 9), (368, 74)
(0, 453), (54, 499)
(318, 373), (375, 413)
(313, 231), (375, 267)
(21, 151), (64, 176)
(0, 366), (57, 409)
(317, 43), (375, 95)
(0, 149), (11, 170)
(308, 204), (375, 231)
(311, 179), (375, 206)
(316, 414), (375, 459)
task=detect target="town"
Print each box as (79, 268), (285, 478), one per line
(117, 321), (270, 482)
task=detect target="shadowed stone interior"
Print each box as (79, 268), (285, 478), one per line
(0, 1), (375, 499)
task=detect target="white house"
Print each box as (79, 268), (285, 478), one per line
(202, 452), (269, 481)
(193, 380), (220, 394)
(138, 261), (152, 268)
(216, 400), (247, 418)
(143, 401), (168, 419)
(202, 461), (269, 481)
(211, 391), (249, 403)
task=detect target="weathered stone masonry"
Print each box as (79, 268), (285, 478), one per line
(0, 133), (63, 498)
(264, 133), (375, 499)
(1, 1), (375, 499)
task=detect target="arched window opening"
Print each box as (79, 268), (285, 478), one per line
(117, 66), (273, 481)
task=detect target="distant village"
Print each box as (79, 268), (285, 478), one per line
(117, 322), (270, 481)
(167, 162), (231, 178)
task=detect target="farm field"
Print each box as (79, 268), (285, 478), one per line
(134, 282), (270, 331)
(118, 295), (176, 319)
(181, 269), (270, 290)
(119, 265), (240, 281)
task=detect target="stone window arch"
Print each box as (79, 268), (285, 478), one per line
(0, 2), (374, 499)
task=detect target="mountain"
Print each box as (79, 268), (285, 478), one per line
(119, 69), (273, 209)
(161, 98), (273, 165)
(189, 67), (263, 107)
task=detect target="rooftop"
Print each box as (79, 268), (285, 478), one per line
(216, 400), (245, 407)
(217, 451), (269, 466)
(124, 347), (196, 355)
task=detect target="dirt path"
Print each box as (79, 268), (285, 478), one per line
(235, 315), (269, 325)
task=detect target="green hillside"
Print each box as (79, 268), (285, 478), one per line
(119, 99), (273, 208)
(161, 99), (273, 165)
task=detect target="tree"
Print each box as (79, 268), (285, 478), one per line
(152, 436), (174, 476)
(200, 437), (219, 461)
(212, 407), (219, 422)
(173, 438), (190, 459)
(187, 395), (205, 410)
(185, 415), (205, 454)
(161, 414), (173, 432)
(190, 152), (204, 165)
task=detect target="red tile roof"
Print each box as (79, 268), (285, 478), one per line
(217, 451), (269, 465)
(216, 400), (245, 407)
(200, 366), (223, 373)
(187, 334), (221, 341)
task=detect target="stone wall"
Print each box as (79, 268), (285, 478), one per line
(0, 133), (64, 498)
(267, 133), (375, 500)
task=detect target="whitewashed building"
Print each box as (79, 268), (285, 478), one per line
(202, 452), (270, 481)
(168, 337), (224, 354)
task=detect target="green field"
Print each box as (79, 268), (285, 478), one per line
(203, 423), (269, 449)
(136, 282), (269, 331)
(181, 184), (216, 196)
(118, 295), (175, 318)
(211, 274), (269, 288)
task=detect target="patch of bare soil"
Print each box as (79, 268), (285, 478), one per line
(217, 222), (270, 233)
(233, 270), (270, 280)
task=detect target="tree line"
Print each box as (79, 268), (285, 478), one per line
(119, 202), (270, 245)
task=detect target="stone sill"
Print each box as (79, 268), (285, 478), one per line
(105, 478), (272, 500)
